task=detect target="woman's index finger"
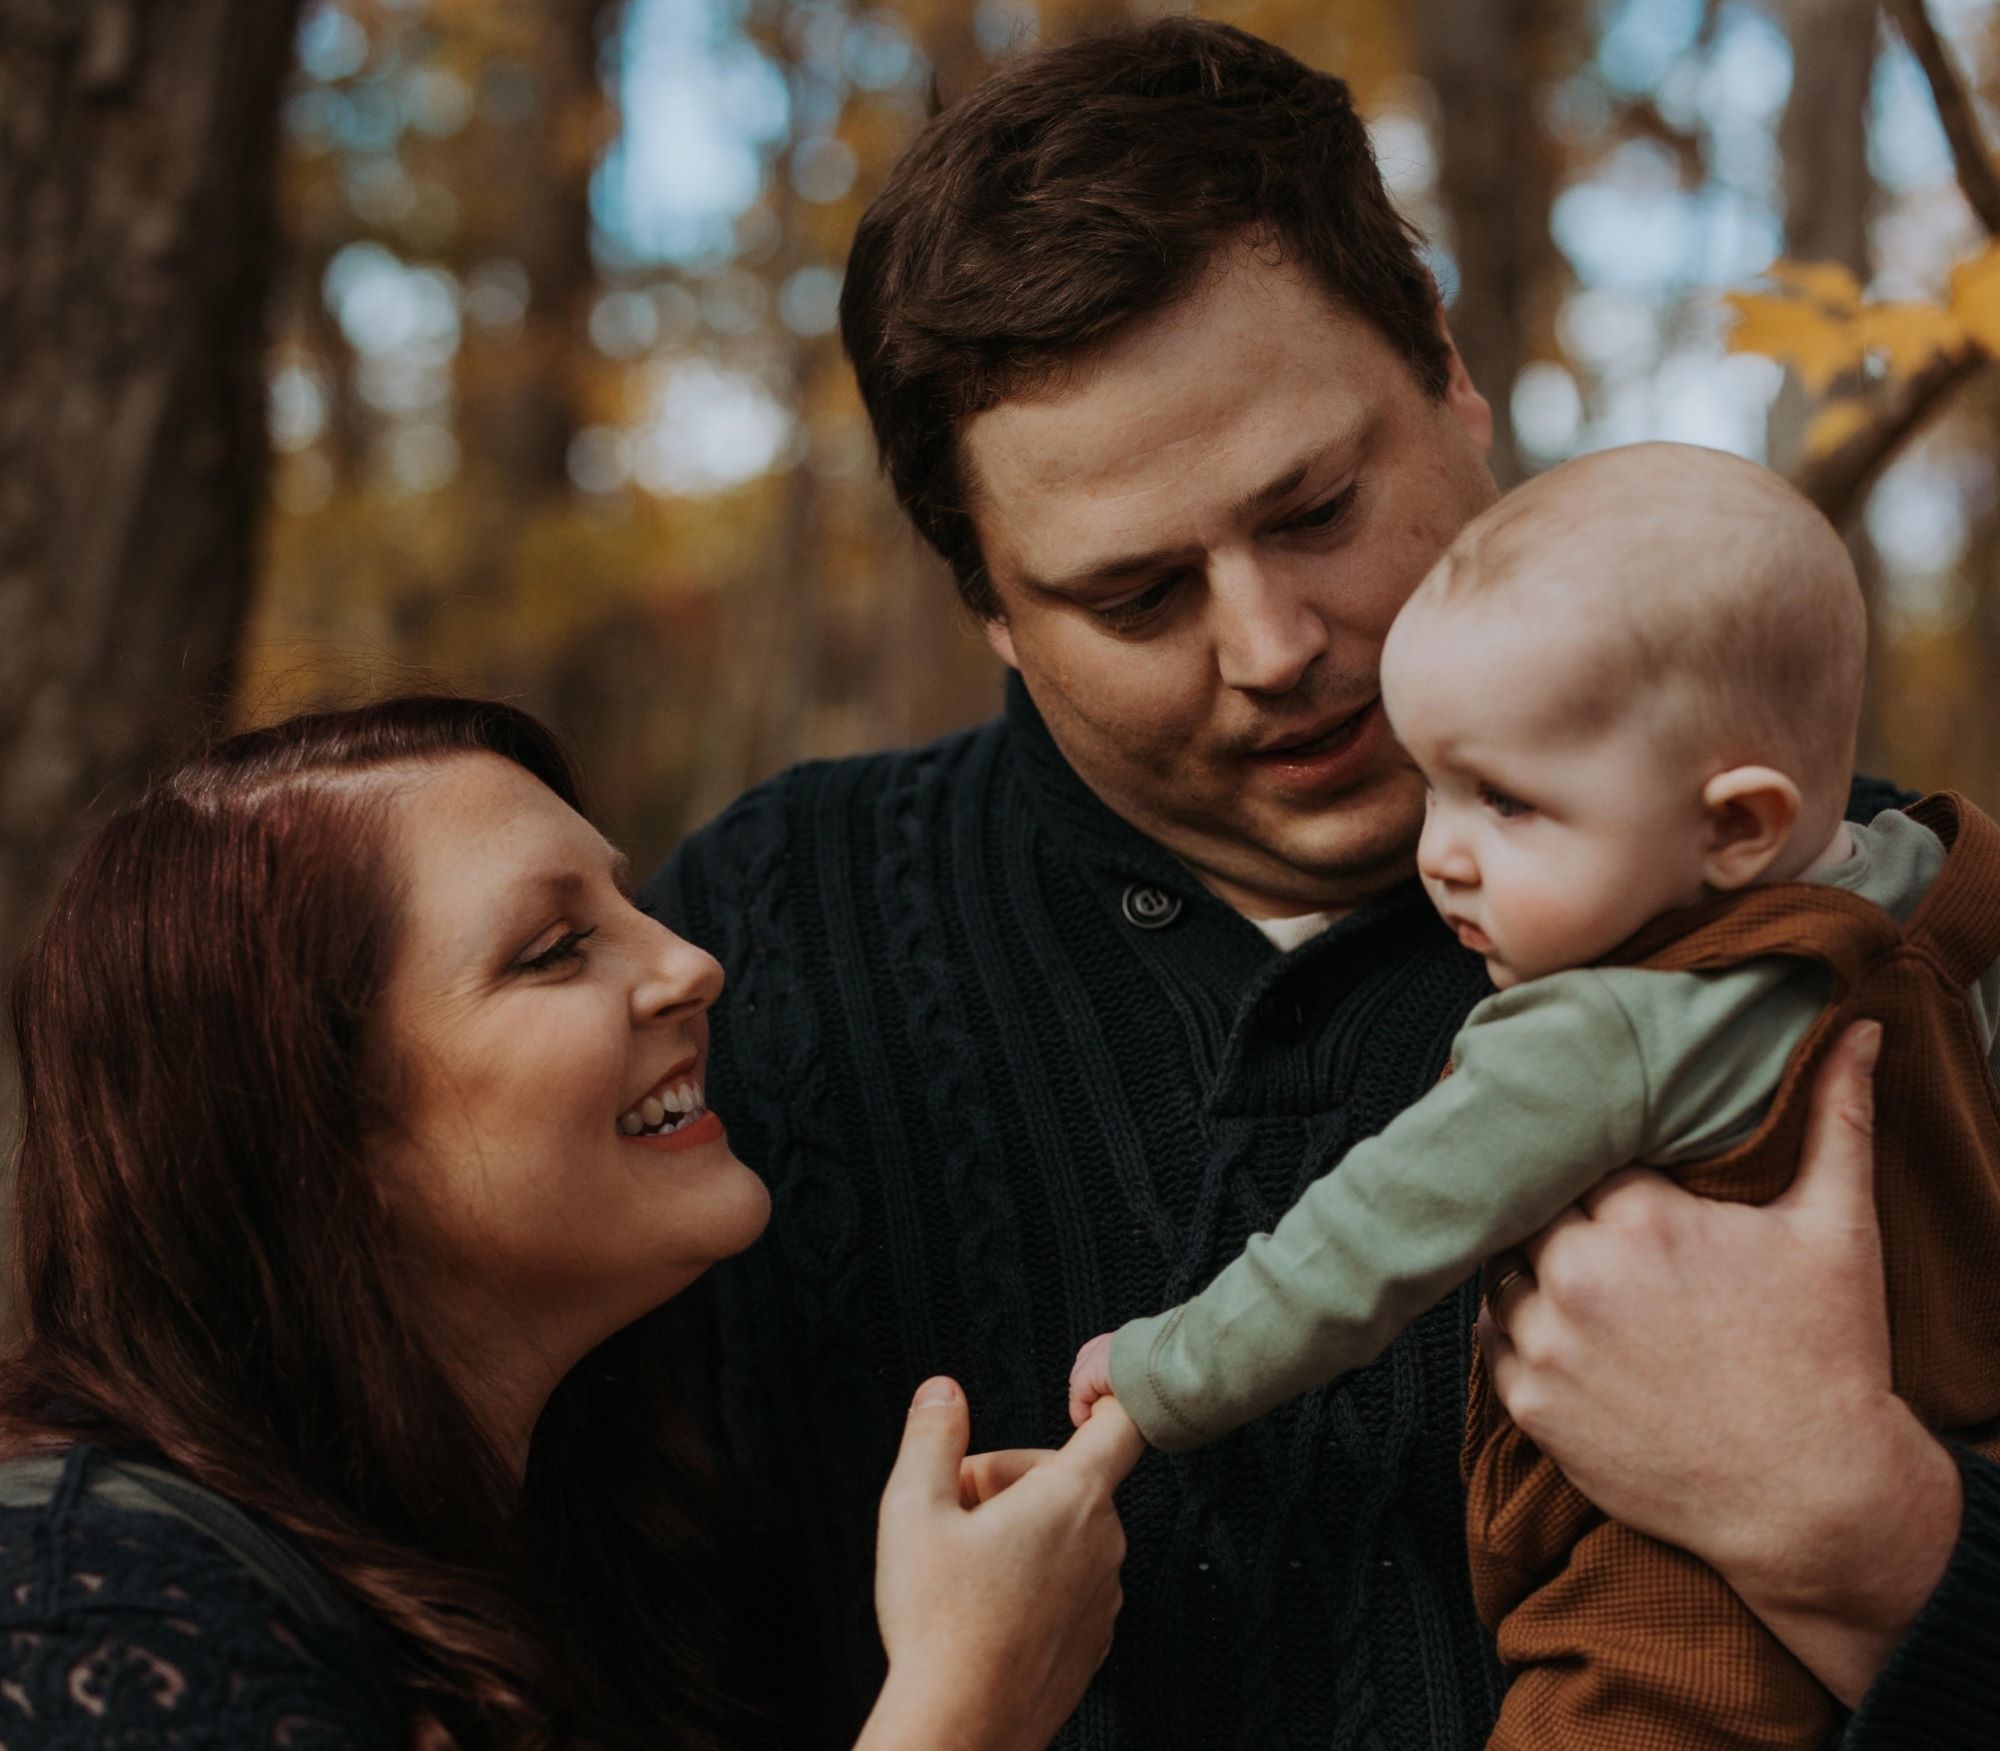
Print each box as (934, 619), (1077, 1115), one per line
(1057, 1396), (1148, 1486)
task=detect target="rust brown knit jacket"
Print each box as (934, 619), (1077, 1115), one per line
(1463, 792), (2000, 1751)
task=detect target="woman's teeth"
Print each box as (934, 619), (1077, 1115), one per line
(616, 1080), (705, 1136)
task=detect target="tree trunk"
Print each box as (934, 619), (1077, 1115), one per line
(1411, 0), (1562, 489)
(1771, 0), (1876, 480)
(0, 0), (302, 1131)
(1771, 0), (1887, 765)
(457, 0), (619, 494)
(683, 134), (821, 829)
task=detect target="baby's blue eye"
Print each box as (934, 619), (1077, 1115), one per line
(1480, 786), (1533, 819)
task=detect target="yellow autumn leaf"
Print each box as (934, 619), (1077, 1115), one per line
(1804, 398), (1875, 460)
(1854, 301), (1969, 380)
(1947, 241), (2000, 353)
(1723, 290), (1864, 394)
(1766, 259), (1864, 315)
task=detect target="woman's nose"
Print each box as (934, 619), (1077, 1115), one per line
(632, 921), (725, 1022)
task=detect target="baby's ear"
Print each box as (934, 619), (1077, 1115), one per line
(1699, 766), (1802, 890)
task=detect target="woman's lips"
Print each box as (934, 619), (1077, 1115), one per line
(1243, 698), (1387, 799)
(625, 1109), (726, 1154)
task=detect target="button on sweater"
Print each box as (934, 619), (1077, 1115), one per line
(644, 672), (1997, 1751)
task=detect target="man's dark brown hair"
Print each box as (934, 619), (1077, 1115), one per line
(839, 16), (1452, 617)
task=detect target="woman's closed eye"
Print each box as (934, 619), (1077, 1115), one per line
(520, 926), (597, 973)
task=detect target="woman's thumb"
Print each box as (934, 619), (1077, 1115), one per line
(884, 1376), (971, 1511)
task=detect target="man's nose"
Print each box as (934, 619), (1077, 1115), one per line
(1210, 555), (1331, 696)
(1417, 811), (1478, 888)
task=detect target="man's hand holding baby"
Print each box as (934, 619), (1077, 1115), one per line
(1482, 1020), (1963, 1706)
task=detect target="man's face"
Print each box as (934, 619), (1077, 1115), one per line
(962, 240), (1497, 917)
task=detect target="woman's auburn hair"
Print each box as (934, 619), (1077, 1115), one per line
(3, 695), (765, 1750)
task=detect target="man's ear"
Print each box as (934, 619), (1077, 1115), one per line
(1433, 299), (1494, 457)
(1700, 766), (1802, 890)
(983, 611), (1019, 671)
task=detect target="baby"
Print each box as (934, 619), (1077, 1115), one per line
(1069, 442), (2000, 1751)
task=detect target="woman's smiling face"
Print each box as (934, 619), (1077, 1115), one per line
(371, 752), (770, 1374)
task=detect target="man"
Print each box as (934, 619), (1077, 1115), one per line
(646, 20), (1997, 1748)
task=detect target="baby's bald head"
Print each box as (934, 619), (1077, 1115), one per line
(1401, 442), (1865, 833)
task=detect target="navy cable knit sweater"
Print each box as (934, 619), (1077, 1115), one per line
(646, 672), (2000, 1751)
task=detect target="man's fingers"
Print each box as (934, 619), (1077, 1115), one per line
(1476, 1306), (1524, 1410)
(959, 1447), (1055, 1507)
(883, 1376), (972, 1512)
(1490, 1258), (1535, 1337)
(1576, 1164), (1661, 1219)
(1058, 1394), (1148, 1486)
(1519, 1201), (1591, 1273)
(1779, 1019), (1882, 1224)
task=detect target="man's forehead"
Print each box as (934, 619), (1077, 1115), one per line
(960, 249), (1403, 580)
(970, 395), (1376, 586)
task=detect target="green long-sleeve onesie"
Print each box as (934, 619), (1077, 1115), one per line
(1109, 808), (2000, 1453)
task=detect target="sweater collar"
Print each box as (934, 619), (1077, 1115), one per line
(1002, 670), (1197, 893)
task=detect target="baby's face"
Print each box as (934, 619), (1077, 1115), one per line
(1381, 602), (1712, 989)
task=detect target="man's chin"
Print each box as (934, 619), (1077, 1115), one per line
(1263, 766), (1425, 872)
(1195, 774), (1427, 914)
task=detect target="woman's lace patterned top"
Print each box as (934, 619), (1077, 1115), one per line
(0, 1470), (400, 1748)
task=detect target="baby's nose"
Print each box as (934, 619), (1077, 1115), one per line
(1417, 819), (1478, 888)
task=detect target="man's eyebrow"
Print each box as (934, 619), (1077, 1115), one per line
(1023, 540), (1202, 600)
(1020, 433), (1359, 599)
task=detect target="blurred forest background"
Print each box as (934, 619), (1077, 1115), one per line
(6, 0), (2000, 1133)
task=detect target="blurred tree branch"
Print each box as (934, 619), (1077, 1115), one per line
(1796, 0), (1997, 527)
(1887, 0), (2000, 235)
(1801, 345), (1986, 527)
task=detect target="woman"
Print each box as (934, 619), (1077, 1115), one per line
(0, 696), (1140, 1748)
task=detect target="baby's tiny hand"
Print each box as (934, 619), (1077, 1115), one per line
(1069, 1331), (1118, 1428)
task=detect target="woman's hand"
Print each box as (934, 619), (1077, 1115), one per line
(1481, 1021), (1962, 1704)
(860, 1377), (1144, 1751)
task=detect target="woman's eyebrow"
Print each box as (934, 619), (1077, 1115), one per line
(503, 850), (631, 907)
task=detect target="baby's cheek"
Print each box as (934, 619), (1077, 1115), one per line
(1493, 872), (1605, 969)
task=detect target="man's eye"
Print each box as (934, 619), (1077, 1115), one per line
(521, 926), (597, 972)
(1096, 575), (1181, 630)
(1480, 786), (1533, 820)
(1286, 487), (1354, 533)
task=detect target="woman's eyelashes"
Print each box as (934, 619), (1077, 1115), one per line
(519, 926), (598, 973)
